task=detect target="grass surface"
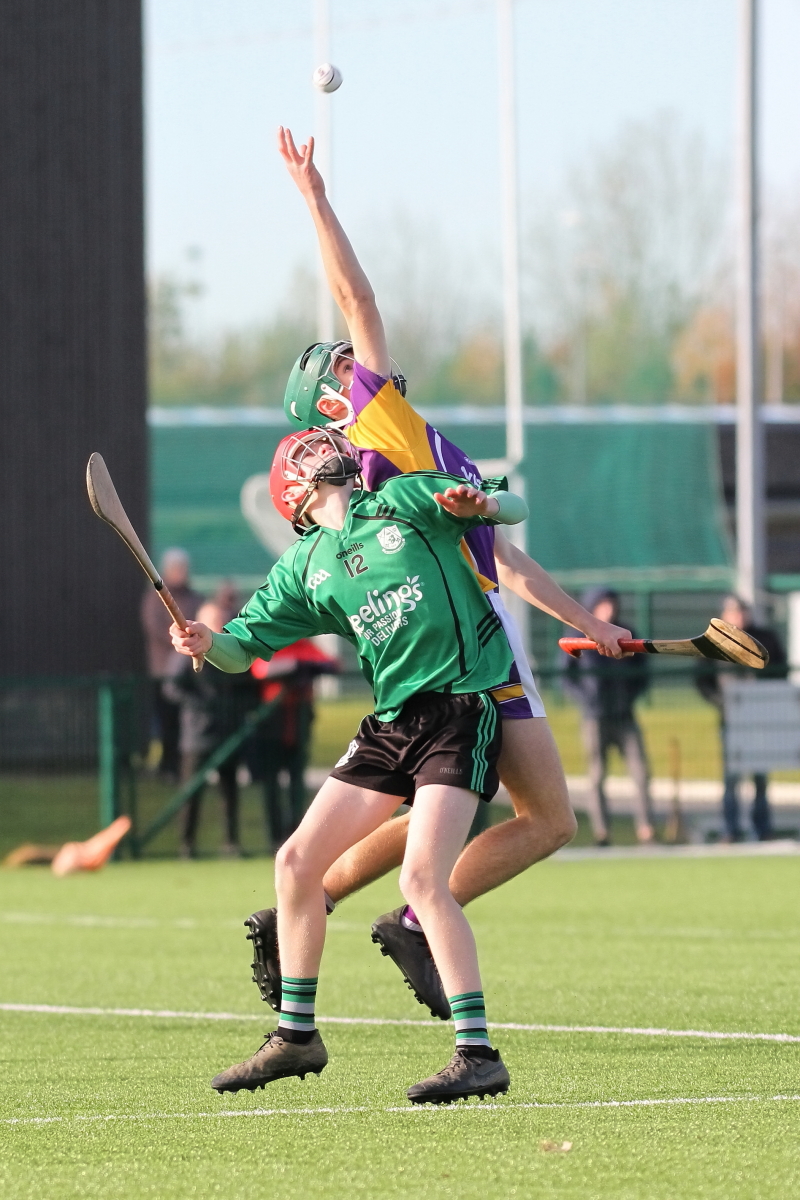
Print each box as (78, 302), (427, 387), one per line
(2, 856), (800, 1198)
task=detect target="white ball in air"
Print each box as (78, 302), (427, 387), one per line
(313, 63), (343, 93)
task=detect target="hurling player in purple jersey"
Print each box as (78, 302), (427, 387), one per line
(243, 127), (633, 1022)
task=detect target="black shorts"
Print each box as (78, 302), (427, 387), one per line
(329, 691), (502, 803)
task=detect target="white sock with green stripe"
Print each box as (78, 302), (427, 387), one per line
(449, 990), (491, 1051)
(278, 976), (318, 1044)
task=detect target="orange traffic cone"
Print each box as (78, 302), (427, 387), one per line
(51, 816), (131, 877)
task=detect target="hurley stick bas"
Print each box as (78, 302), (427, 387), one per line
(559, 618), (768, 668)
(87, 453), (204, 672)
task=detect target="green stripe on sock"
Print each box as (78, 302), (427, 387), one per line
(448, 989), (491, 1048)
(278, 975), (318, 1034)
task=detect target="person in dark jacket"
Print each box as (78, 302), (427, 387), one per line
(563, 587), (653, 845)
(140, 548), (202, 779)
(249, 639), (339, 848)
(695, 595), (788, 841)
(169, 583), (261, 858)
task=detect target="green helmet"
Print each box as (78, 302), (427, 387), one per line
(283, 341), (354, 430)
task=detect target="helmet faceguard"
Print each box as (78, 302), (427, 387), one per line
(284, 340), (408, 431)
(269, 428), (362, 531)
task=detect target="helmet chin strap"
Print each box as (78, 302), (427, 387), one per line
(291, 483), (319, 532)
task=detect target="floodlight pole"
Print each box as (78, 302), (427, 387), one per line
(496, 0), (531, 661)
(497, 0), (525, 476)
(314, 0), (335, 343)
(735, 0), (766, 618)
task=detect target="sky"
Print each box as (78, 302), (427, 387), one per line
(145, 0), (800, 336)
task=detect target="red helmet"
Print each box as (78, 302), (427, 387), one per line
(269, 428), (361, 530)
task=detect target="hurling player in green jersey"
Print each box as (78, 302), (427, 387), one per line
(251, 128), (632, 1018)
(171, 430), (529, 1103)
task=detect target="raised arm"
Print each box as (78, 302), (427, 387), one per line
(278, 127), (390, 376)
(493, 531), (631, 658)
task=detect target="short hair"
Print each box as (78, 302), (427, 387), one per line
(160, 547), (190, 572)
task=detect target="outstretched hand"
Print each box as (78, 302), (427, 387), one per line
(277, 126), (326, 200)
(434, 484), (500, 520)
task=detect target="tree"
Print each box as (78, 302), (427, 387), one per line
(148, 268), (315, 407)
(524, 112), (728, 403)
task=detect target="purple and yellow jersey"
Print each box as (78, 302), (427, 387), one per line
(342, 362), (547, 720)
(346, 363), (499, 593)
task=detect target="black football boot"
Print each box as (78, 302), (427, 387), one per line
(211, 1030), (328, 1093)
(244, 908), (281, 1010)
(407, 1047), (510, 1105)
(370, 907), (450, 1021)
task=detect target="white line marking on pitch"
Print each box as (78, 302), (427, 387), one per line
(0, 912), (363, 933)
(2, 1003), (800, 1044)
(5, 1095), (800, 1127)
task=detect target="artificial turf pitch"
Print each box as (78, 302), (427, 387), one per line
(2, 854), (799, 1199)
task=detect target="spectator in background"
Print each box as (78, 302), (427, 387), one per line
(170, 582), (260, 858)
(563, 588), (654, 846)
(249, 639), (339, 848)
(140, 548), (202, 780)
(695, 595), (787, 842)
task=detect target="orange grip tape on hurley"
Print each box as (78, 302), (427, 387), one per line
(558, 638), (646, 658)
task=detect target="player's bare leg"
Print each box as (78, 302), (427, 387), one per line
(400, 784), (510, 1105)
(369, 717), (575, 1016)
(246, 723), (571, 1020)
(327, 717), (576, 903)
(274, 778), (402, 977)
(213, 778), (401, 1093)
(323, 811), (410, 902)
(399, 785), (481, 995)
(449, 717), (576, 904)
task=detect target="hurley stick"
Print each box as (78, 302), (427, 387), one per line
(559, 618), (768, 669)
(86, 453), (204, 672)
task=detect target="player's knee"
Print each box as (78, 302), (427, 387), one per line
(537, 808), (577, 853)
(554, 808), (578, 848)
(514, 807), (577, 857)
(274, 840), (317, 893)
(398, 863), (441, 907)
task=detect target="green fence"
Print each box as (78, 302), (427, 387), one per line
(150, 414), (733, 592)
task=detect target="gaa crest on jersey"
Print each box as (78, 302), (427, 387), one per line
(307, 569), (331, 591)
(376, 524), (405, 554)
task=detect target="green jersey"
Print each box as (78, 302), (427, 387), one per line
(224, 471), (513, 721)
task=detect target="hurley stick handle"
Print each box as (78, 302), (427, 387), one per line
(157, 582), (204, 673)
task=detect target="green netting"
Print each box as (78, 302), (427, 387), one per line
(523, 425), (733, 588)
(151, 427), (284, 582)
(151, 421), (733, 590)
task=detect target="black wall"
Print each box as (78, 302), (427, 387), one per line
(0, 1), (147, 675)
(718, 426), (800, 576)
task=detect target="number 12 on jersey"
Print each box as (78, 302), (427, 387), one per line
(343, 554), (369, 578)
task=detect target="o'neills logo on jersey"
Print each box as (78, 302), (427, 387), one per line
(347, 576), (423, 644)
(376, 524), (405, 553)
(335, 542), (364, 560)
